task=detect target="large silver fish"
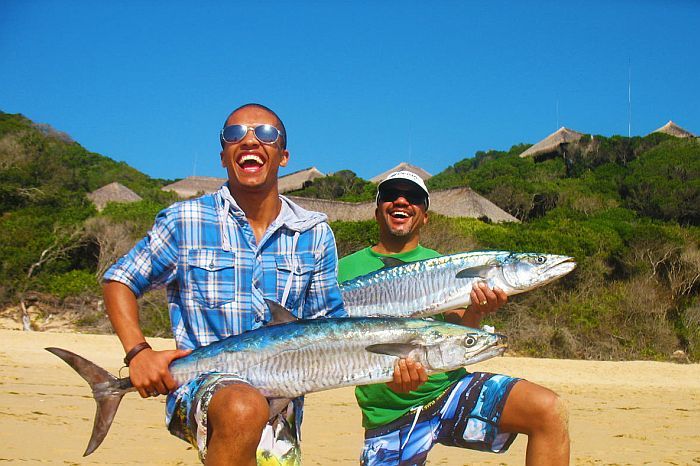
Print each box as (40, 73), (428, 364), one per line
(341, 250), (576, 317)
(46, 300), (506, 456)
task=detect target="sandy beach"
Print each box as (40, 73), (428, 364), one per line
(1, 328), (698, 465)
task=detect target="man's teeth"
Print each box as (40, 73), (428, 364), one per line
(391, 211), (409, 218)
(240, 154), (263, 165)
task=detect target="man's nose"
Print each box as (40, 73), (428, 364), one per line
(240, 127), (259, 148)
(392, 196), (410, 206)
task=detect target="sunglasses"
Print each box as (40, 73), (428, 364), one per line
(220, 124), (284, 146)
(378, 187), (427, 206)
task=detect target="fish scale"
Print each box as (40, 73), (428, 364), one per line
(171, 320), (405, 397)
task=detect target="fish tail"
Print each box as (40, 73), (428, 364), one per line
(45, 347), (133, 456)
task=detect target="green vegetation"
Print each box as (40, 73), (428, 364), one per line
(1, 110), (699, 362)
(288, 169), (375, 202)
(0, 111), (176, 329)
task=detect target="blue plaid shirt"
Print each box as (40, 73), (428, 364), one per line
(104, 183), (346, 350)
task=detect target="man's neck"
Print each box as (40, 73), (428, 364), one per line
(231, 188), (282, 243)
(371, 235), (420, 255)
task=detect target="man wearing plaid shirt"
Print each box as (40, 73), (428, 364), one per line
(103, 103), (345, 465)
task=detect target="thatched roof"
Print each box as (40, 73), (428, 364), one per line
(370, 163), (432, 183)
(87, 182), (142, 211)
(651, 121), (696, 138)
(288, 196), (372, 222)
(519, 127), (585, 158)
(430, 187), (519, 222)
(161, 176), (226, 198)
(279, 167), (325, 193)
(289, 186), (518, 223)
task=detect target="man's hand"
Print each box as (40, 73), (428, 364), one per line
(445, 282), (508, 328)
(469, 282), (507, 319)
(386, 358), (428, 393)
(128, 348), (191, 398)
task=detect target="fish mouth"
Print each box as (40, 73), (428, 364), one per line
(544, 257), (577, 279)
(467, 334), (508, 365)
(507, 255), (577, 290)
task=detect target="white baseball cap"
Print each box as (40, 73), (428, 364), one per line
(376, 170), (430, 209)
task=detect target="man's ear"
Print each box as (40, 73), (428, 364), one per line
(422, 211), (429, 226)
(279, 149), (290, 167)
(220, 150), (225, 168)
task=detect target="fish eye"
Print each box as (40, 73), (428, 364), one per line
(535, 256), (546, 264)
(464, 336), (476, 347)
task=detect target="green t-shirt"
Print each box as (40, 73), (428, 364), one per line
(338, 245), (467, 429)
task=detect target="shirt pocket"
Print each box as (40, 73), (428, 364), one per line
(273, 254), (315, 310)
(188, 249), (237, 309)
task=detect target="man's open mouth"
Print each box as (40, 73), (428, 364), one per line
(237, 154), (264, 172)
(390, 210), (410, 219)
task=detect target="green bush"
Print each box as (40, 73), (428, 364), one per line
(623, 138), (700, 225)
(44, 270), (99, 299)
(331, 220), (379, 258)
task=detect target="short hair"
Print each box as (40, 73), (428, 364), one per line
(221, 103), (287, 149)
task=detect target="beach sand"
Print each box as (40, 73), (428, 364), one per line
(1, 328), (699, 465)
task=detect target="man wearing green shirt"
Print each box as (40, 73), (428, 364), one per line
(338, 171), (570, 465)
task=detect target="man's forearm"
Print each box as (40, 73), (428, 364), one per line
(103, 280), (148, 352)
(444, 307), (481, 328)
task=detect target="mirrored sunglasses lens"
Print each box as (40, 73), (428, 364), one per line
(254, 125), (280, 143)
(222, 125), (247, 143)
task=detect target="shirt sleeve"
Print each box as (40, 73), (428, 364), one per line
(102, 206), (180, 297)
(302, 223), (347, 319)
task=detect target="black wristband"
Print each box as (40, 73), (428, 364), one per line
(124, 341), (151, 366)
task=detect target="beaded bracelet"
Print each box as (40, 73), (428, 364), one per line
(123, 341), (152, 366)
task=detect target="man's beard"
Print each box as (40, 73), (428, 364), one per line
(388, 226), (412, 237)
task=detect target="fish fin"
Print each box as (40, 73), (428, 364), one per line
(264, 299), (297, 325)
(380, 257), (407, 269)
(455, 266), (491, 279)
(267, 397), (293, 419)
(45, 347), (132, 456)
(365, 343), (419, 358)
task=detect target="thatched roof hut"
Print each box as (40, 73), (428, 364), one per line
(519, 127), (585, 159)
(370, 163), (432, 183)
(651, 121), (696, 138)
(430, 187), (519, 222)
(87, 182), (142, 211)
(278, 167), (325, 193)
(161, 176), (226, 198)
(290, 186), (518, 223)
(288, 196), (373, 222)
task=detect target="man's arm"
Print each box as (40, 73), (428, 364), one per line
(103, 281), (189, 398)
(102, 208), (189, 397)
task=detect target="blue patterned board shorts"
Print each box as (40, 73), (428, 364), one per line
(361, 372), (520, 466)
(166, 372), (302, 466)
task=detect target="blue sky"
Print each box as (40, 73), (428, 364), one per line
(2, 1), (698, 181)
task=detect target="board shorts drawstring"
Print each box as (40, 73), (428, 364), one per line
(401, 404), (423, 450)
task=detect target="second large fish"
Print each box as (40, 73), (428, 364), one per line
(340, 250), (576, 317)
